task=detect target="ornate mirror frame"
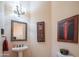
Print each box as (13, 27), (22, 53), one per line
(11, 20), (27, 41)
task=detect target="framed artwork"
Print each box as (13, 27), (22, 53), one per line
(37, 22), (45, 42)
(57, 15), (78, 43)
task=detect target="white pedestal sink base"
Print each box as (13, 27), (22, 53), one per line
(12, 46), (28, 57)
(18, 51), (23, 57)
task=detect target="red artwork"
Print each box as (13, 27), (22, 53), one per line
(57, 15), (78, 43)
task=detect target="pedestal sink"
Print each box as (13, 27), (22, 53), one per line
(12, 46), (28, 57)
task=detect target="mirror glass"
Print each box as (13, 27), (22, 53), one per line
(11, 20), (27, 41)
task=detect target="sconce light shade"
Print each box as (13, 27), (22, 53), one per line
(1, 28), (4, 35)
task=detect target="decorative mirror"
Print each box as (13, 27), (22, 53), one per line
(11, 20), (27, 41)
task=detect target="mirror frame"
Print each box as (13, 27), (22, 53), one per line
(11, 20), (27, 41)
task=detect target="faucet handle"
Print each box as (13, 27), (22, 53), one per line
(17, 45), (19, 47)
(22, 44), (24, 47)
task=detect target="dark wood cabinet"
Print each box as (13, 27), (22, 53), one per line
(37, 22), (45, 42)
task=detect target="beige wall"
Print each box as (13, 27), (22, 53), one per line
(51, 1), (79, 57)
(1, 1), (79, 57)
(0, 2), (2, 56)
(29, 1), (51, 57)
(0, 2), (5, 56)
(2, 1), (51, 57)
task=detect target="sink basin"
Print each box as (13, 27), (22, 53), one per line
(12, 46), (28, 57)
(12, 46), (28, 52)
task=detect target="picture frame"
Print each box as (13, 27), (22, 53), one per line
(37, 22), (45, 42)
(57, 15), (78, 43)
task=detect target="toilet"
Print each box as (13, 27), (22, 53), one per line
(57, 52), (74, 57)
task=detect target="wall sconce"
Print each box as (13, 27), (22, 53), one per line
(14, 3), (25, 17)
(1, 28), (4, 35)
